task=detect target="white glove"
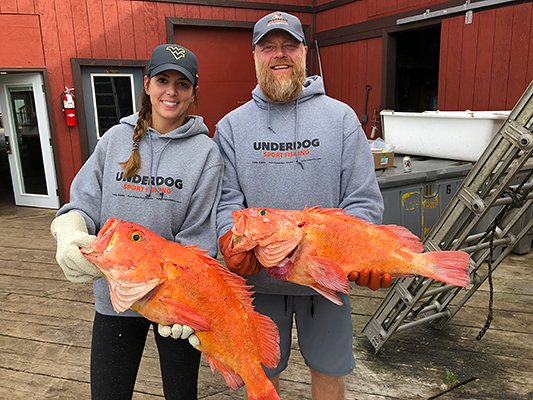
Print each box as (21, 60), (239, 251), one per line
(158, 324), (200, 347)
(50, 212), (103, 283)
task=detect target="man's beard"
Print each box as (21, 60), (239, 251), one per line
(255, 54), (307, 103)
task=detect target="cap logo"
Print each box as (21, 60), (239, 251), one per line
(166, 46), (186, 61)
(268, 12), (288, 26)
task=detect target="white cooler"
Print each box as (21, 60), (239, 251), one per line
(381, 110), (511, 162)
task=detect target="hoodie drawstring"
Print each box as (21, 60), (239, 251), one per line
(267, 102), (274, 133)
(145, 133), (154, 199)
(145, 132), (173, 199)
(295, 97), (304, 169)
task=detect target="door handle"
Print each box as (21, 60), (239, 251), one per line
(4, 136), (12, 155)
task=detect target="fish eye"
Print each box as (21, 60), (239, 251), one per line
(258, 209), (267, 216)
(131, 232), (142, 242)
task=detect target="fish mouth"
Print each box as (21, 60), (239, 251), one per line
(225, 233), (258, 257)
(226, 212), (261, 256)
(92, 219), (121, 252)
(81, 247), (110, 275)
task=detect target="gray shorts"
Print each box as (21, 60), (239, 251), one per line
(252, 292), (355, 378)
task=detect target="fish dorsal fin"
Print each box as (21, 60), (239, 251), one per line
(377, 225), (424, 253)
(303, 207), (424, 253)
(187, 246), (280, 369)
(305, 206), (356, 220)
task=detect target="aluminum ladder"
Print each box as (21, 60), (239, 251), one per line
(363, 79), (533, 353)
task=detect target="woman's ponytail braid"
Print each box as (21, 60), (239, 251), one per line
(120, 91), (152, 178)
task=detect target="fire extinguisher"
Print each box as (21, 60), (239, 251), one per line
(61, 87), (77, 126)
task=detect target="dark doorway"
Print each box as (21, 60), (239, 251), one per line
(174, 25), (257, 136)
(395, 26), (441, 112)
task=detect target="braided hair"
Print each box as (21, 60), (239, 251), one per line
(119, 90), (152, 178)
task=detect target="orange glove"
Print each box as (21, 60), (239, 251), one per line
(219, 231), (263, 276)
(349, 267), (393, 291)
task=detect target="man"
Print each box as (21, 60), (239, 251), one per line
(214, 11), (392, 399)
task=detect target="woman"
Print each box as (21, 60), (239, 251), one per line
(50, 44), (223, 399)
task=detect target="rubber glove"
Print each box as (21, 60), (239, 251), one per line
(218, 230), (263, 276)
(158, 324), (200, 347)
(349, 267), (393, 291)
(50, 212), (103, 283)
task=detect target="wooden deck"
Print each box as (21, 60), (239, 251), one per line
(1, 200), (532, 400)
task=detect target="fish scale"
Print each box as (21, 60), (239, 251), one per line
(227, 206), (471, 306)
(82, 218), (281, 400)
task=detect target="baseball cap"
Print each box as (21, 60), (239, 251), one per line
(147, 44), (199, 86)
(253, 12), (305, 47)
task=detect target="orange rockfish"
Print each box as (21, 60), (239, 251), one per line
(82, 218), (280, 400)
(227, 206), (471, 305)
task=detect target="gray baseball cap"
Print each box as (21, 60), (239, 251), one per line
(253, 12), (305, 47)
(147, 44), (199, 86)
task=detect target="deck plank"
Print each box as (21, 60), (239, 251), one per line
(0, 206), (532, 399)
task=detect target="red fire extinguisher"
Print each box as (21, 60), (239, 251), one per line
(61, 87), (77, 126)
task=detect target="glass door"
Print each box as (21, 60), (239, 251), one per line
(0, 73), (59, 208)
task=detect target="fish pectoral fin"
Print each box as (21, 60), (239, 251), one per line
(158, 298), (211, 332)
(256, 235), (303, 267)
(206, 355), (245, 390)
(309, 285), (345, 306)
(307, 256), (351, 294)
(108, 277), (163, 313)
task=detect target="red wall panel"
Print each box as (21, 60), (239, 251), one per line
(4, 0), (533, 202)
(319, 37), (382, 138)
(439, 4), (533, 112)
(0, 15), (45, 68)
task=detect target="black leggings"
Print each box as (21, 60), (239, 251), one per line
(91, 311), (201, 400)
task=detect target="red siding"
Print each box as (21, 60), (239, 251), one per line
(439, 4), (533, 111)
(319, 37), (382, 137)
(2, 0), (533, 202)
(0, 15), (44, 67)
(0, 0), (312, 202)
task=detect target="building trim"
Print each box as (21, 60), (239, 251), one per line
(0, 67), (63, 204)
(71, 58), (148, 162)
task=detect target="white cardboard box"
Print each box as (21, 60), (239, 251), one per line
(381, 110), (511, 161)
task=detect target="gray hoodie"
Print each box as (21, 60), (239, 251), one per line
(57, 113), (224, 316)
(214, 76), (384, 296)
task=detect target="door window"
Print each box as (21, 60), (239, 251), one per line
(0, 73), (59, 209)
(7, 84), (47, 195)
(91, 74), (135, 139)
(80, 67), (144, 156)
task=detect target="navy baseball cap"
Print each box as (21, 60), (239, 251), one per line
(147, 44), (199, 86)
(253, 12), (305, 47)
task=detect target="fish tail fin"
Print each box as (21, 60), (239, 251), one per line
(246, 378), (281, 400)
(424, 251), (471, 287)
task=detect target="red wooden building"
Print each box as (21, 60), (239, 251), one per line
(1, 0), (532, 208)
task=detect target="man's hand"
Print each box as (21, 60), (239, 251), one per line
(349, 267), (393, 291)
(50, 212), (103, 283)
(158, 324), (200, 347)
(219, 231), (263, 276)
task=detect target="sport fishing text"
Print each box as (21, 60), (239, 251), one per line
(255, 138), (319, 158)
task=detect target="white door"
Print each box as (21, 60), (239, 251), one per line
(0, 73), (59, 209)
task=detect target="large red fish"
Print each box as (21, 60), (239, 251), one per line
(226, 206), (471, 305)
(82, 218), (280, 400)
